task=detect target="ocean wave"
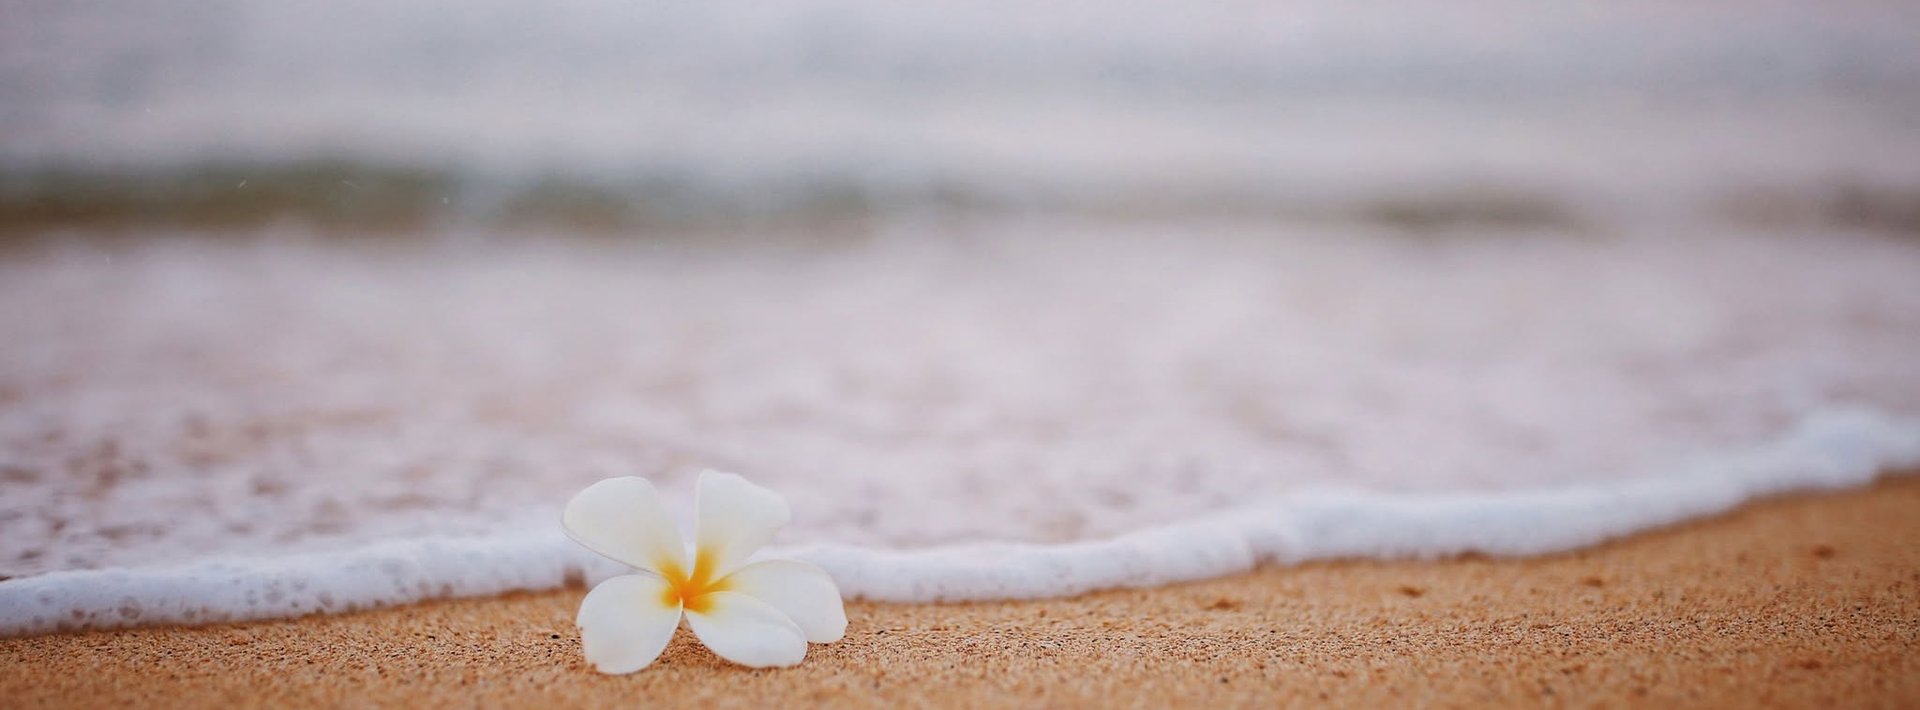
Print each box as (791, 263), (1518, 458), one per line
(3, 408), (1914, 636)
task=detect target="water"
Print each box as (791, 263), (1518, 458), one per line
(1, 223), (1917, 633)
(2, 1), (1920, 634)
(4, 0), (1920, 227)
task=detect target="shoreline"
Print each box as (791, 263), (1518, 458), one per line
(6, 477), (1916, 707)
(7, 409), (1912, 637)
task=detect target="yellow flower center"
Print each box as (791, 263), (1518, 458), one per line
(657, 548), (729, 614)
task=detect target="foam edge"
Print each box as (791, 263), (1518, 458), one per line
(3, 408), (1916, 637)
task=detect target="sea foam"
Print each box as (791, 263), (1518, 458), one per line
(2, 408), (1915, 636)
(2, 226), (1918, 636)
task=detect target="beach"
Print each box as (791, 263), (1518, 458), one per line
(7, 476), (1915, 707)
(7, 2), (1920, 706)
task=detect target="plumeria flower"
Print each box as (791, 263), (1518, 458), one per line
(563, 471), (847, 673)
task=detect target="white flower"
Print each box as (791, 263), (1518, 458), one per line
(562, 471), (847, 673)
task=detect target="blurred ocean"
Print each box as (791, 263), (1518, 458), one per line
(5, 0), (1920, 232)
(3, 1), (1920, 634)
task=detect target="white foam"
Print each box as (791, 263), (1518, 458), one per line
(3, 408), (1914, 636)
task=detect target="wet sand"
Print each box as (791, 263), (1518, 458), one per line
(4, 477), (1917, 708)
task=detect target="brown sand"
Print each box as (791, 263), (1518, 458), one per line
(5, 478), (1918, 708)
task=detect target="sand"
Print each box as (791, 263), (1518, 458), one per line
(4, 477), (1917, 708)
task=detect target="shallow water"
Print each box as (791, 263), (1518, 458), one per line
(2, 220), (1917, 621)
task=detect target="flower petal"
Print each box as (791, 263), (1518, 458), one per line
(721, 559), (847, 643)
(562, 476), (687, 575)
(575, 574), (683, 674)
(693, 471), (791, 576)
(684, 591), (809, 668)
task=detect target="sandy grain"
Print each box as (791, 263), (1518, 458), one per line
(5, 478), (1918, 708)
